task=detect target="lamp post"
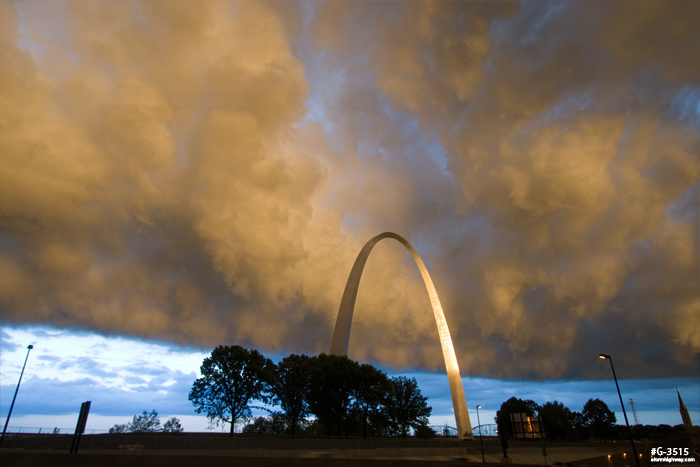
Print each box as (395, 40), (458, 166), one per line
(1, 345), (34, 447)
(476, 405), (485, 463)
(599, 353), (640, 467)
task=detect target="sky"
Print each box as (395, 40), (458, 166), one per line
(1, 0), (699, 432)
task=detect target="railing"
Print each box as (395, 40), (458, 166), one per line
(428, 424), (458, 436)
(1, 426), (108, 435)
(0, 425), (494, 438)
(428, 423), (499, 437)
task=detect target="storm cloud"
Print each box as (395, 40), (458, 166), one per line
(1, 0), (698, 381)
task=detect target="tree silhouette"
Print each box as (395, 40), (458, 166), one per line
(582, 398), (616, 440)
(242, 413), (288, 435)
(163, 417), (183, 433)
(272, 354), (312, 437)
(539, 401), (573, 440)
(352, 363), (392, 437)
(189, 345), (275, 435)
(128, 410), (161, 432)
(108, 424), (127, 434)
(306, 353), (359, 437)
(385, 376), (432, 437)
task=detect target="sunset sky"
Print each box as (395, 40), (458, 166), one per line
(1, 0), (698, 432)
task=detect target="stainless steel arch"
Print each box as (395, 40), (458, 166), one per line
(330, 232), (473, 440)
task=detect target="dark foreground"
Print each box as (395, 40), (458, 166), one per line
(0, 450), (653, 467)
(0, 434), (685, 467)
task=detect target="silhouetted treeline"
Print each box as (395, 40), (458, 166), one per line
(109, 411), (183, 433)
(188, 345), (433, 438)
(497, 397), (688, 442)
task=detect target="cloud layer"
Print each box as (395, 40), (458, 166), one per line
(1, 0), (698, 380)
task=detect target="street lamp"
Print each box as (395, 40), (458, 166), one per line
(476, 405), (485, 463)
(1, 345), (34, 447)
(599, 353), (640, 467)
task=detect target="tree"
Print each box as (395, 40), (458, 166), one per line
(272, 354), (312, 437)
(570, 410), (587, 440)
(385, 376), (432, 437)
(108, 424), (127, 434)
(582, 398), (616, 440)
(306, 353), (359, 437)
(414, 424), (437, 438)
(242, 413), (289, 435)
(352, 363), (392, 438)
(539, 401), (573, 441)
(188, 345), (275, 436)
(571, 411), (585, 430)
(128, 410), (162, 433)
(496, 397), (540, 439)
(163, 417), (183, 433)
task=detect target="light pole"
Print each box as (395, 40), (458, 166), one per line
(599, 353), (640, 467)
(476, 405), (485, 463)
(1, 345), (34, 447)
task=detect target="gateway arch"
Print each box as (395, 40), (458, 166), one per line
(330, 232), (473, 440)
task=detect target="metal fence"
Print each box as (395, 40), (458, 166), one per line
(1, 426), (108, 435)
(428, 423), (498, 437)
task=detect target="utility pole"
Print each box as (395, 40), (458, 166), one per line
(599, 354), (640, 467)
(1, 345), (34, 447)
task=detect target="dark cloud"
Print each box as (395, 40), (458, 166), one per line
(0, 0), (698, 382)
(307, 0), (700, 379)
